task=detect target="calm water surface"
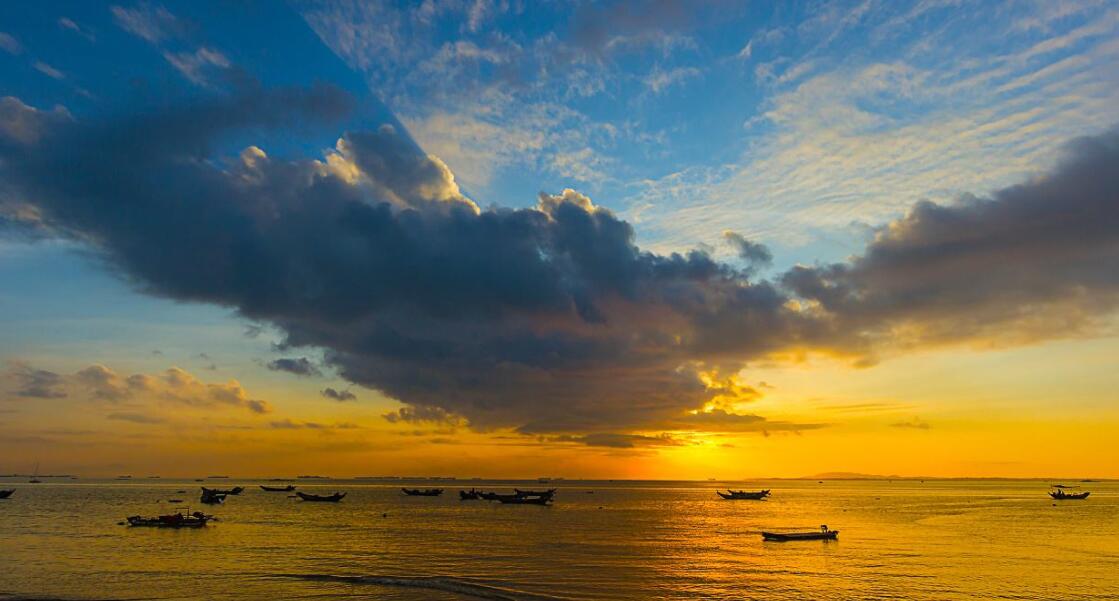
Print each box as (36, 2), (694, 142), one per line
(1, 479), (1116, 600)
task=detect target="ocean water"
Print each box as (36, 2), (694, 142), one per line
(1, 479), (1116, 600)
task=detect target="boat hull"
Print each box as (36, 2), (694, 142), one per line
(296, 492), (346, 502)
(1049, 491), (1090, 500)
(762, 531), (838, 541)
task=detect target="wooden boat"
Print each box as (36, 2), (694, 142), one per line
(478, 491), (501, 501)
(495, 494), (552, 505)
(717, 489), (770, 500)
(402, 488), (443, 496)
(260, 484), (296, 492)
(296, 491), (346, 502)
(127, 511), (214, 528)
(762, 525), (838, 541)
(0, 489), (14, 499)
(514, 488), (557, 498)
(199, 489), (226, 505)
(201, 486), (244, 496)
(459, 489), (482, 500)
(1050, 490), (1090, 500)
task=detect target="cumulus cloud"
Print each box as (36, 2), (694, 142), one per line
(321, 387), (357, 401)
(267, 357), (322, 377)
(8, 363), (67, 399)
(2, 362), (270, 414)
(782, 130), (1119, 354)
(2, 85), (1117, 439)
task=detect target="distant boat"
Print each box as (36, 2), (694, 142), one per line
(201, 486), (244, 496)
(717, 489), (770, 500)
(127, 511), (214, 528)
(762, 525), (838, 541)
(0, 489), (14, 499)
(537, 477), (551, 483)
(514, 488), (556, 498)
(495, 494), (552, 505)
(459, 489), (482, 500)
(207, 475), (230, 479)
(402, 488), (443, 496)
(1050, 489), (1090, 500)
(29, 462), (41, 484)
(296, 491), (346, 502)
(260, 485), (296, 492)
(200, 493), (226, 505)
(478, 491), (501, 501)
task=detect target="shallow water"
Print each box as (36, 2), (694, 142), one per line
(1, 479), (1116, 600)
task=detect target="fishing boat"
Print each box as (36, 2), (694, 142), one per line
(478, 491), (501, 501)
(762, 525), (838, 541)
(260, 484), (296, 492)
(495, 494), (552, 505)
(459, 489), (482, 500)
(199, 489), (226, 505)
(514, 488), (557, 498)
(126, 511), (214, 528)
(402, 488), (443, 496)
(717, 489), (770, 500)
(29, 462), (42, 484)
(1050, 489), (1090, 500)
(296, 491), (346, 502)
(0, 489), (14, 499)
(201, 486), (244, 496)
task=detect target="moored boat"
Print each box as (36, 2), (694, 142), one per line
(514, 488), (557, 498)
(717, 489), (770, 500)
(127, 511), (214, 528)
(402, 488), (443, 496)
(459, 489), (482, 500)
(260, 484), (296, 492)
(1050, 489), (1090, 500)
(0, 489), (14, 499)
(762, 525), (838, 541)
(201, 486), (244, 496)
(199, 489), (226, 505)
(495, 494), (552, 505)
(296, 491), (346, 502)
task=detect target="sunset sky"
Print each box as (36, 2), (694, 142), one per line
(1, 0), (1116, 479)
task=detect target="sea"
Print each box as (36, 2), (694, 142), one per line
(1, 478), (1116, 600)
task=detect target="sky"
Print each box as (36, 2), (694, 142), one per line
(0, 0), (1117, 479)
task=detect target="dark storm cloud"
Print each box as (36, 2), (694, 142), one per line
(3, 86), (1117, 436)
(267, 357), (323, 377)
(321, 387), (356, 401)
(782, 130), (1119, 353)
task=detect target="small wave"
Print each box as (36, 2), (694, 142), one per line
(277, 573), (570, 601)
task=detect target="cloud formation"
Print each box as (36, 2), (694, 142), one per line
(267, 357), (323, 377)
(783, 130), (1119, 354)
(2, 85), (1117, 438)
(321, 387), (357, 401)
(2, 361), (271, 415)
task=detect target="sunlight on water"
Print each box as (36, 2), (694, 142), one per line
(1, 479), (1116, 600)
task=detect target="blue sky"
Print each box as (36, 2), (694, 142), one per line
(1, 1), (1118, 476)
